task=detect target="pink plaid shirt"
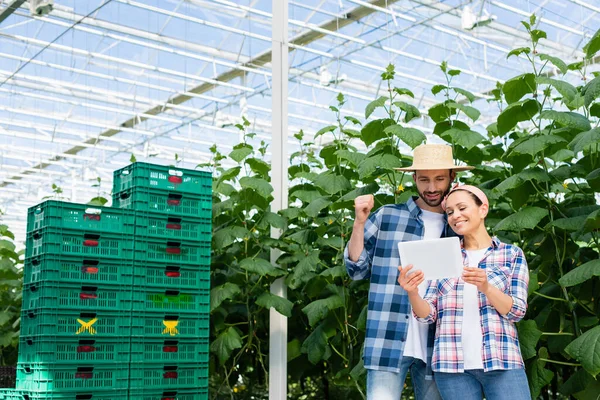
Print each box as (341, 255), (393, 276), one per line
(415, 237), (529, 373)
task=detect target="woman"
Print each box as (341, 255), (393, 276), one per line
(398, 185), (530, 400)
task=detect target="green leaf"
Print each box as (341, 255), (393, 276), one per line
(559, 259), (600, 287)
(350, 359), (366, 380)
(393, 101), (421, 123)
(428, 101), (458, 123)
(239, 176), (273, 198)
(239, 257), (285, 277)
(358, 153), (403, 178)
(507, 47), (531, 59)
(565, 325), (600, 377)
(538, 54), (568, 74)
(494, 207), (548, 231)
(292, 189), (321, 204)
(304, 197), (332, 218)
(301, 325), (328, 364)
(531, 29), (547, 44)
(211, 327), (242, 364)
(583, 27), (600, 59)
(590, 103), (600, 118)
(494, 174), (524, 194)
(439, 128), (485, 150)
(393, 88), (415, 98)
(361, 119), (387, 146)
(536, 77), (577, 102)
(431, 84), (447, 95)
(229, 143), (253, 162)
(302, 294), (344, 327)
(257, 211), (286, 230)
(511, 135), (566, 156)
(559, 368), (593, 396)
(584, 209), (600, 233)
(289, 250), (321, 289)
(540, 110), (591, 132)
(452, 87), (476, 103)
(129, 154), (136, 163)
(448, 103), (480, 122)
(320, 265), (346, 278)
(344, 116), (362, 126)
(448, 69), (461, 76)
(569, 128), (600, 154)
(335, 149), (366, 167)
(528, 352), (554, 399)
(584, 76), (600, 108)
(87, 197), (108, 206)
(502, 73), (537, 104)
(245, 158), (270, 177)
(256, 292), (293, 317)
(549, 216), (588, 232)
(497, 99), (540, 135)
(518, 320), (543, 360)
(315, 125), (337, 138)
(365, 96), (388, 119)
(218, 166), (241, 183)
(313, 172), (351, 195)
(210, 283), (241, 311)
(384, 125), (426, 149)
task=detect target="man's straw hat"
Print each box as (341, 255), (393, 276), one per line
(395, 144), (474, 172)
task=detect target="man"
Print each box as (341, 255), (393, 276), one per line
(344, 144), (473, 400)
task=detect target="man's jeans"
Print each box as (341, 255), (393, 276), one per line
(367, 357), (442, 400)
(435, 368), (531, 400)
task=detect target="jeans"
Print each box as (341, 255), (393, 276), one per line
(367, 357), (442, 400)
(435, 368), (531, 400)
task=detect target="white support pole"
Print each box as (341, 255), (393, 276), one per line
(270, 0), (288, 399)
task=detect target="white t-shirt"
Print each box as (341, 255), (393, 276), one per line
(462, 248), (487, 370)
(403, 209), (445, 361)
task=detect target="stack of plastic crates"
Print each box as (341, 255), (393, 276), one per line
(112, 163), (212, 399)
(18, 201), (137, 399)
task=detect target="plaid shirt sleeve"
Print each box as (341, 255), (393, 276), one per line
(344, 210), (380, 281)
(503, 246), (529, 322)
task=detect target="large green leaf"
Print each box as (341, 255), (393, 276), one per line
(507, 47), (531, 59)
(559, 259), (600, 287)
(210, 283), (241, 311)
(315, 125), (337, 138)
(361, 119), (387, 146)
(565, 325), (600, 377)
(560, 368), (593, 396)
(289, 250), (321, 289)
(313, 172), (351, 195)
(503, 73), (536, 104)
(518, 320), (543, 360)
(229, 144), (253, 162)
(211, 327), (243, 364)
(540, 110), (591, 132)
(448, 103), (480, 122)
(239, 176), (273, 198)
(246, 158), (270, 177)
(301, 325), (328, 364)
(549, 216), (588, 232)
(497, 99), (540, 135)
(365, 96), (388, 119)
(304, 198), (332, 218)
(239, 257), (286, 277)
(292, 189), (321, 204)
(213, 226), (250, 249)
(358, 153), (403, 178)
(256, 292), (293, 317)
(583, 76), (600, 108)
(511, 135), (566, 156)
(528, 349), (554, 399)
(256, 211), (286, 230)
(384, 125), (426, 149)
(569, 128), (600, 154)
(439, 128), (484, 150)
(302, 294), (344, 327)
(393, 101), (421, 123)
(428, 101), (457, 123)
(583, 27), (600, 59)
(536, 77), (576, 102)
(494, 207), (548, 232)
(584, 209), (600, 232)
(336, 149), (366, 167)
(538, 54), (568, 75)
(453, 87), (476, 103)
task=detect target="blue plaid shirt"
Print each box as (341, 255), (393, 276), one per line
(344, 197), (455, 375)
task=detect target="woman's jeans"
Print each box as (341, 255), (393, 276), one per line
(366, 357), (442, 400)
(435, 368), (531, 400)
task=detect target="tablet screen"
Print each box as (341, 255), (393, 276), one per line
(398, 237), (464, 280)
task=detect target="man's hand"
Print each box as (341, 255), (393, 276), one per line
(397, 265), (424, 295)
(354, 194), (375, 225)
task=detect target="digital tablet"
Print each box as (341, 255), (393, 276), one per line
(397, 237), (464, 280)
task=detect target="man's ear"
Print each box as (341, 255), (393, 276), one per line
(412, 172), (417, 182)
(450, 170), (456, 181)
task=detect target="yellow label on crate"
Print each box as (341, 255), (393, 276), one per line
(162, 320), (179, 336)
(76, 318), (98, 335)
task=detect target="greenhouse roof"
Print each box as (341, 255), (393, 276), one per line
(0, 0), (599, 242)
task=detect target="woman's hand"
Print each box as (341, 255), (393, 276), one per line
(462, 267), (489, 293)
(397, 265), (424, 295)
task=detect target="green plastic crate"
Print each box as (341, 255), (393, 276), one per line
(13, 391), (128, 400)
(133, 239), (210, 266)
(112, 188), (211, 219)
(0, 390), (22, 400)
(134, 212), (211, 242)
(133, 289), (209, 314)
(25, 228), (136, 260)
(128, 388), (208, 400)
(16, 363), (129, 392)
(24, 254), (135, 286)
(129, 363), (208, 390)
(23, 282), (136, 312)
(27, 201), (135, 235)
(20, 309), (133, 338)
(130, 338), (209, 364)
(113, 162), (212, 195)
(18, 336), (131, 365)
(132, 261), (209, 291)
(131, 312), (209, 339)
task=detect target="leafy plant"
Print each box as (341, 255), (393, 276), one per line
(0, 222), (22, 367)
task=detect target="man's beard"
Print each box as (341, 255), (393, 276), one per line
(418, 185), (452, 207)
